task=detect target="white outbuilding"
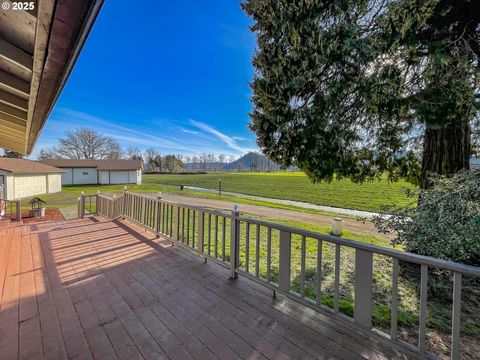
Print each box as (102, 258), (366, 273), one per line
(0, 158), (64, 200)
(40, 159), (143, 186)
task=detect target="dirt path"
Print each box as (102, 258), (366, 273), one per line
(160, 193), (390, 240)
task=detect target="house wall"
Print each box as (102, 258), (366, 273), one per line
(14, 175), (47, 199)
(99, 170), (109, 185)
(109, 171), (129, 184)
(5, 174), (14, 200)
(61, 168), (73, 185)
(72, 168), (97, 184)
(47, 174), (62, 193)
(56, 167), (142, 185)
(133, 170), (142, 185)
(0, 172), (62, 200)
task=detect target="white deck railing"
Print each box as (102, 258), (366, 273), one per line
(80, 190), (480, 360)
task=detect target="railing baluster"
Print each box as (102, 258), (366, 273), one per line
(187, 209), (190, 246)
(279, 230), (291, 292)
(208, 213), (212, 255)
(169, 205), (173, 237)
(391, 258), (399, 340)
(214, 215), (218, 258)
(255, 224), (260, 278)
(230, 208), (240, 278)
(451, 272), (462, 360)
(174, 205), (180, 241)
(419, 264), (428, 352)
(222, 216), (226, 261)
(182, 207), (185, 242)
(192, 210), (196, 247)
(266, 227), (271, 282)
(197, 211), (204, 253)
(316, 240), (323, 306)
(245, 222), (250, 272)
(334, 244), (340, 313)
(300, 235), (306, 298)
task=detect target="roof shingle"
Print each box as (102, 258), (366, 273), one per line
(40, 159), (143, 171)
(0, 158), (64, 174)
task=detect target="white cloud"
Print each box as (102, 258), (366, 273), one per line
(32, 108), (258, 158)
(181, 128), (199, 135)
(189, 119), (252, 153)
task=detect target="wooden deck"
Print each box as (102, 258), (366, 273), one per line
(0, 217), (415, 360)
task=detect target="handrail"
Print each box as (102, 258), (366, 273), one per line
(0, 197), (21, 220)
(237, 215), (480, 277)
(81, 190), (479, 360)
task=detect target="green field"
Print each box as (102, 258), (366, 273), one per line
(144, 172), (417, 213)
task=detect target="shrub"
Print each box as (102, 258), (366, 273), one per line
(373, 170), (480, 267)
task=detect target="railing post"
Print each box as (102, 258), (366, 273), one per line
(173, 205), (180, 241)
(122, 186), (127, 217)
(230, 205), (240, 279)
(354, 249), (373, 328)
(197, 211), (204, 253)
(14, 198), (21, 221)
(279, 230), (292, 292)
(77, 197), (82, 218)
(112, 195), (117, 218)
(155, 193), (161, 235)
(79, 192), (86, 218)
(451, 272), (462, 360)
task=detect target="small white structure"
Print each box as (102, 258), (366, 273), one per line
(331, 217), (344, 236)
(0, 158), (63, 200)
(40, 159), (143, 186)
(470, 157), (480, 170)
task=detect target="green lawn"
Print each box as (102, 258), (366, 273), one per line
(143, 172), (417, 213)
(22, 172), (417, 214)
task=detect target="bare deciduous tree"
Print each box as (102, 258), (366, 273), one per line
(38, 128), (122, 160)
(124, 146), (143, 160)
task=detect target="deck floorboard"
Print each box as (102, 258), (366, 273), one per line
(0, 217), (418, 360)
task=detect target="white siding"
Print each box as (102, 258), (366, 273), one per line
(6, 174), (14, 200)
(109, 171), (129, 184)
(14, 175), (47, 199)
(99, 171), (109, 185)
(134, 170), (142, 185)
(0, 170), (12, 199)
(61, 168), (73, 185)
(73, 168), (97, 184)
(47, 174), (62, 193)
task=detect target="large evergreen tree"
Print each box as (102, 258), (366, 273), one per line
(242, 0), (480, 187)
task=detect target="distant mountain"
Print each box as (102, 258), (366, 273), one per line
(184, 162), (228, 171)
(225, 152), (281, 171)
(184, 152), (297, 172)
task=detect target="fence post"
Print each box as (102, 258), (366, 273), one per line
(230, 205), (240, 279)
(279, 230), (292, 292)
(197, 211), (204, 253)
(354, 249), (373, 328)
(14, 198), (21, 221)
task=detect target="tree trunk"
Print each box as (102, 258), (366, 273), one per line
(420, 118), (470, 189)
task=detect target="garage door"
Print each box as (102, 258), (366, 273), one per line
(109, 171), (129, 184)
(14, 175), (47, 199)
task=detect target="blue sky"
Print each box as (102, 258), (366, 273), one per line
(32, 0), (258, 158)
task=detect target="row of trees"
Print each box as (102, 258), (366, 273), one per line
(37, 128), (277, 173)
